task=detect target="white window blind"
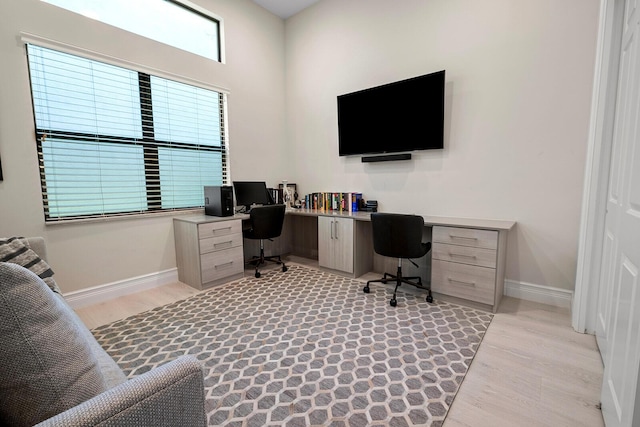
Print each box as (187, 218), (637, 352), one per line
(27, 44), (228, 221)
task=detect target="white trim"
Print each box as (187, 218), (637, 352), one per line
(64, 268), (179, 309)
(505, 280), (574, 309)
(20, 32), (230, 94)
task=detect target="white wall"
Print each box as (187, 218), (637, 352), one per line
(0, 0), (601, 295)
(0, 0), (287, 292)
(285, 0), (600, 291)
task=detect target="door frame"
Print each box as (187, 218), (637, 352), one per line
(573, 0), (624, 334)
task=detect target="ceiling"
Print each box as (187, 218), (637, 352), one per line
(251, 0), (320, 19)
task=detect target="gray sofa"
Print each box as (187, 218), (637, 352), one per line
(0, 237), (207, 427)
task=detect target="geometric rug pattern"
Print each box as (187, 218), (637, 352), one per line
(92, 264), (492, 426)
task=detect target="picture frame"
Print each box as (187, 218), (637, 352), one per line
(278, 182), (297, 206)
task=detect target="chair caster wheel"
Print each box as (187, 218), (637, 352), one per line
(390, 299), (397, 307)
(363, 286), (370, 293)
(255, 271), (261, 278)
(426, 295), (433, 303)
(282, 265), (288, 272)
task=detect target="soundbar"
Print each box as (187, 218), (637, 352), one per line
(361, 153), (412, 163)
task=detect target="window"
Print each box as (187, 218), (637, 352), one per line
(41, 0), (221, 61)
(27, 44), (228, 221)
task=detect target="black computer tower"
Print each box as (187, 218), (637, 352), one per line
(204, 186), (234, 217)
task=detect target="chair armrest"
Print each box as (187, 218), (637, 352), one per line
(35, 356), (207, 427)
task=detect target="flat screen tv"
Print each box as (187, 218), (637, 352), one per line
(337, 70), (445, 157)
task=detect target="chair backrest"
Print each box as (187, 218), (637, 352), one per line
(370, 212), (428, 259)
(247, 204), (286, 240)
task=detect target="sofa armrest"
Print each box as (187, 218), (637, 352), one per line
(35, 356), (207, 427)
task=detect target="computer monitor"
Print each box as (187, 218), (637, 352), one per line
(232, 181), (273, 212)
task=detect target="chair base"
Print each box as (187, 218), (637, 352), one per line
(246, 243), (287, 278)
(364, 266), (433, 307)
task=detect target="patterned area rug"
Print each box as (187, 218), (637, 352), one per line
(93, 264), (492, 427)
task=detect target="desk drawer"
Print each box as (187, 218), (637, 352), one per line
(431, 260), (496, 305)
(432, 226), (498, 250)
(198, 220), (242, 240)
(432, 242), (497, 268)
(201, 246), (244, 284)
(200, 233), (243, 254)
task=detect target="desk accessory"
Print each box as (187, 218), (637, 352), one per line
(361, 200), (378, 212)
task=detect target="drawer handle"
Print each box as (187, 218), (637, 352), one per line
(447, 277), (476, 286)
(214, 241), (233, 248)
(215, 261), (234, 269)
(330, 220), (339, 239)
(449, 234), (478, 241)
(449, 252), (477, 260)
(212, 226), (232, 233)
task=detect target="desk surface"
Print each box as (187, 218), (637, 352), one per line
(287, 209), (515, 231)
(175, 209), (515, 231)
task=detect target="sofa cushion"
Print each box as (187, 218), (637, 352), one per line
(0, 262), (111, 426)
(0, 237), (60, 293)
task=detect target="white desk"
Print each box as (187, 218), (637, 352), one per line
(174, 209), (515, 312)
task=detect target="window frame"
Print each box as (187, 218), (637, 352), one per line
(23, 35), (231, 222)
(40, 0), (224, 63)
(169, 0), (224, 63)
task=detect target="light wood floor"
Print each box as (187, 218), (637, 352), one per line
(75, 260), (605, 426)
(444, 297), (604, 427)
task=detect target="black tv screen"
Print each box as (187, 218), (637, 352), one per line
(337, 70), (445, 156)
(232, 181), (272, 210)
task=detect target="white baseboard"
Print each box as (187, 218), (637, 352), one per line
(64, 268), (179, 309)
(504, 280), (574, 309)
(62, 269), (572, 311)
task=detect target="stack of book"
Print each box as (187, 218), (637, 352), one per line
(303, 192), (363, 212)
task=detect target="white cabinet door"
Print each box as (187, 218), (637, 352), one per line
(331, 217), (354, 274)
(318, 216), (333, 270)
(318, 216), (354, 274)
(599, 1), (640, 425)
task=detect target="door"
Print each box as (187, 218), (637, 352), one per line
(596, 0), (627, 361)
(331, 217), (354, 273)
(318, 216), (333, 270)
(599, 0), (640, 425)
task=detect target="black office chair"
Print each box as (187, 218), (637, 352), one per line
(243, 204), (288, 278)
(363, 212), (433, 307)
